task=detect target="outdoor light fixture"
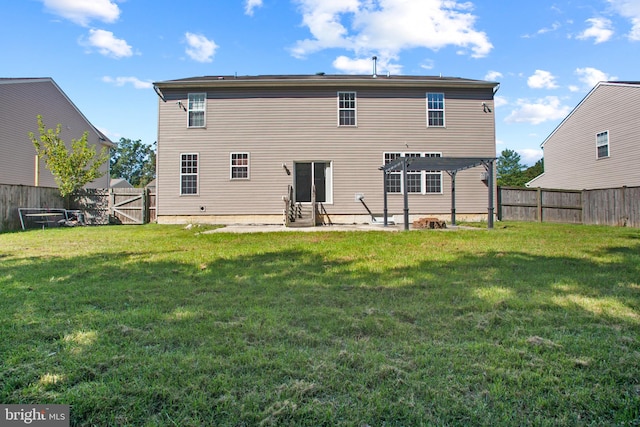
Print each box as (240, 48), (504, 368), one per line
(482, 102), (492, 113)
(282, 163), (291, 175)
(177, 101), (186, 111)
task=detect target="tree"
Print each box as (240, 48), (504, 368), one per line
(496, 149), (527, 187)
(523, 158), (544, 183)
(30, 115), (109, 205)
(110, 138), (156, 187)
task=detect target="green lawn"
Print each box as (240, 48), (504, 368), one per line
(1, 222), (639, 426)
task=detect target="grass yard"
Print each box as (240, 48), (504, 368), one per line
(1, 222), (639, 426)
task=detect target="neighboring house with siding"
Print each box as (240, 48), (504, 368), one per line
(0, 77), (113, 188)
(527, 81), (640, 190)
(153, 74), (499, 225)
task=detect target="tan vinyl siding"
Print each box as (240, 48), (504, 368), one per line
(534, 83), (640, 190)
(157, 83), (496, 219)
(0, 79), (111, 188)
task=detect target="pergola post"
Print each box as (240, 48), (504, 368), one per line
(487, 159), (495, 229)
(402, 157), (409, 230)
(383, 170), (389, 226)
(450, 170), (457, 225)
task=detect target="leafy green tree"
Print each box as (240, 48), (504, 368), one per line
(30, 115), (109, 205)
(523, 158), (544, 183)
(110, 138), (156, 187)
(497, 149), (527, 187)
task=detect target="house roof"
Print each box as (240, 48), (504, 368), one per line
(0, 77), (115, 148)
(154, 74), (499, 94)
(540, 81), (640, 148)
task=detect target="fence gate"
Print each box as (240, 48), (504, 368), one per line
(110, 188), (146, 224)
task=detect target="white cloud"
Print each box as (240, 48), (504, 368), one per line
(505, 96), (571, 125)
(575, 67), (617, 89)
(527, 70), (559, 89)
(517, 148), (544, 165)
(607, 0), (640, 41)
(41, 0), (120, 26)
(493, 96), (508, 108)
(420, 59), (435, 71)
(102, 76), (153, 89)
(484, 70), (503, 81)
(332, 55), (402, 75)
(245, 0), (263, 16)
(577, 17), (614, 43)
(291, 0), (493, 62)
(85, 29), (132, 58)
(185, 32), (218, 63)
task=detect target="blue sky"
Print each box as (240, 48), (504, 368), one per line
(3, 0), (639, 165)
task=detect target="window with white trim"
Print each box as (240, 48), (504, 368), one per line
(188, 93), (206, 128)
(405, 153), (422, 193)
(424, 153), (443, 194)
(230, 152), (249, 179)
(427, 93), (445, 127)
(596, 131), (609, 159)
(180, 153), (198, 195)
(338, 91), (356, 126)
(383, 152), (442, 194)
(384, 152), (402, 193)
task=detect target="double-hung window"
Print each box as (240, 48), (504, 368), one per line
(338, 92), (357, 126)
(405, 153), (422, 193)
(383, 152), (442, 194)
(427, 93), (445, 127)
(230, 153), (249, 179)
(596, 131), (609, 159)
(180, 153), (198, 195)
(188, 93), (206, 128)
(384, 152), (402, 193)
(424, 153), (442, 194)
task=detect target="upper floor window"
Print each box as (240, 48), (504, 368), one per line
(338, 92), (357, 126)
(596, 131), (609, 159)
(180, 153), (198, 195)
(188, 93), (206, 128)
(427, 93), (445, 127)
(230, 153), (250, 179)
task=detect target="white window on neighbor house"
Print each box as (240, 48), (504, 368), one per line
(180, 153), (198, 195)
(596, 131), (609, 159)
(338, 91), (357, 126)
(188, 93), (206, 128)
(426, 93), (445, 127)
(230, 152), (249, 179)
(383, 152), (443, 194)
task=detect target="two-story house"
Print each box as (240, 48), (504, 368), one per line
(153, 74), (499, 226)
(527, 81), (640, 190)
(0, 77), (113, 188)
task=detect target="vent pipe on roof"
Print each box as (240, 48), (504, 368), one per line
(372, 56), (377, 78)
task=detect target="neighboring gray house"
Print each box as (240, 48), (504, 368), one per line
(110, 178), (134, 188)
(153, 74), (499, 225)
(527, 81), (640, 190)
(0, 78), (113, 188)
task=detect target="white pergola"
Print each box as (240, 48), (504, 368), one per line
(380, 157), (496, 230)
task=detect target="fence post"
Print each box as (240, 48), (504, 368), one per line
(537, 187), (543, 223)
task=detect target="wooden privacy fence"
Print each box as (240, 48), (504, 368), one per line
(1, 185), (156, 232)
(498, 186), (640, 227)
